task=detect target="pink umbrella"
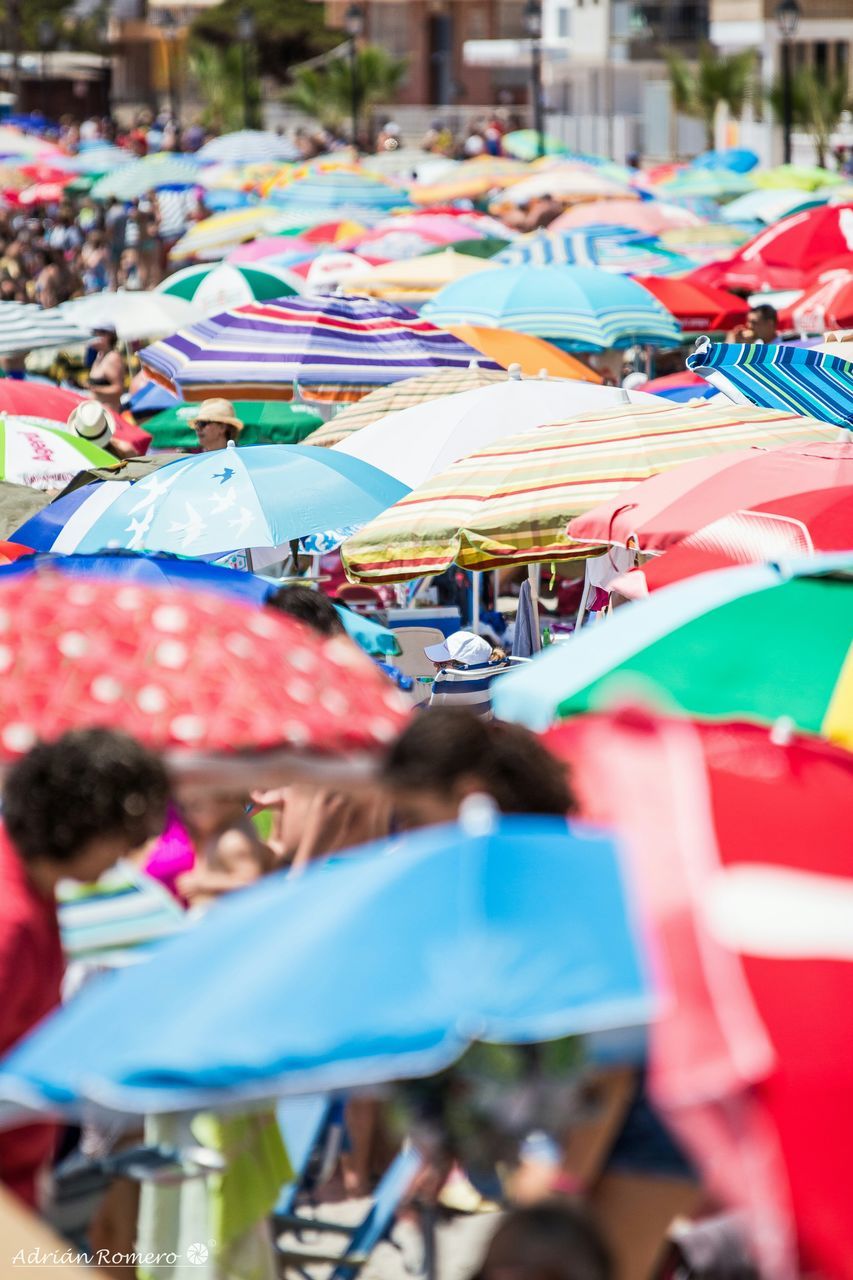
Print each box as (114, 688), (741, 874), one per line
(227, 236), (301, 264)
(550, 199), (704, 235)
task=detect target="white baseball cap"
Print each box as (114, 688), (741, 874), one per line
(424, 630), (492, 666)
(67, 401), (114, 450)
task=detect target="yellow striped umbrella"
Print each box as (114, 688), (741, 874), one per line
(306, 366), (511, 446)
(341, 404), (841, 582)
(344, 250), (499, 304)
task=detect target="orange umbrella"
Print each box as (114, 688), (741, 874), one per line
(446, 324), (601, 382)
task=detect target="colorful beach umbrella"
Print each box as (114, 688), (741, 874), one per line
(632, 277), (748, 333)
(655, 168), (754, 200)
(90, 153), (200, 201)
(690, 204), (853, 292)
(492, 555), (853, 750)
(502, 130), (569, 160)
(641, 370), (717, 403)
(493, 227), (695, 275)
(0, 303), (90, 356)
(267, 170), (410, 219)
(0, 417), (114, 490)
(567, 441), (853, 553)
(197, 130), (298, 164)
(365, 149), (460, 184)
(410, 157), (529, 205)
(692, 148), (758, 173)
(140, 295), (502, 403)
(341, 404), (838, 582)
(344, 249), (498, 304)
(59, 290), (204, 343)
(686, 339), (853, 432)
(157, 262), (301, 309)
(446, 325), (602, 381)
(754, 164), (845, 192)
(721, 188), (828, 227)
(423, 265), (682, 351)
(550, 198), (704, 235)
(167, 206), (293, 264)
(779, 270), (853, 334)
(143, 400), (322, 450)
(497, 167), (630, 206)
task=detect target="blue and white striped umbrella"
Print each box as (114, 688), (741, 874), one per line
(198, 130), (299, 165)
(50, 146), (134, 175)
(687, 338), (853, 432)
(494, 227), (696, 276)
(423, 265), (683, 352)
(90, 154), (201, 201)
(268, 171), (410, 217)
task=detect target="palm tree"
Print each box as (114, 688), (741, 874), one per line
(286, 45), (407, 135)
(667, 44), (756, 150)
(768, 67), (851, 168)
(189, 42), (260, 133)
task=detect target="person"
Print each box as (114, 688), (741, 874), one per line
(266, 583), (346, 637)
(472, 1199), (613, 1280)
(425, 629), (510, 717)
(188, 397), (245, 452)
(87, 324), (127, 417)
(727, 303), (777, 345)
(382, 707), (574, 830)
(176, 790), (273, 910)
(0, 729), (169, 1207)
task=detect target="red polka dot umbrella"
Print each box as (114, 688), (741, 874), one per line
(0, 571), (411, 778)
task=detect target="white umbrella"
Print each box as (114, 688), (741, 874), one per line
(198, 130), (299, 164)
(0, 304), (91, 357)
(59, 292), (205, 343)
(499, 170), (631, 205)
(335, 378), (657, 487)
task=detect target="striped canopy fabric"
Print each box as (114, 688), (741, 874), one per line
(90, 153), (201, 201)
(687, 339), (853, 432)
(198, 130), (299, 165)
(423, 265), (682, 352)
(168, 206), (294, 263)
(0, 303), (91, 356)
(157, 262), (301, 309)
(341, 403), (841, 582)
(493, 228), (696, 276)
(267, 171), (410, 217)
(139, 295), (503, 403)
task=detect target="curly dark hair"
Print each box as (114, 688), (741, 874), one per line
(265, 585), (346, 638)
(473, 1200), (613, 1280)
(382, 708), (575, 816)
(3, 729), (170, 866)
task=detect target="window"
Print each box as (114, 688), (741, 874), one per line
(557, 5), (570, 37)
(815, 41), (829, 76)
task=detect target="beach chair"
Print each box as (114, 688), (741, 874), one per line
(390, 626), (446, 705)
(275, 1142), (423, 1280)
(274, 1094), (339, 1220)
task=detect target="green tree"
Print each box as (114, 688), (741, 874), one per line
(188, 40), (261, 133)
(190, 0), (337, 85)
(768, 67), (851, 168)
(285, 45), (407, 135)
(667, 44), (756, 150)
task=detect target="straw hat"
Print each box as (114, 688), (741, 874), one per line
(188, 397), (244, 433)
(66, 401), (113, 450)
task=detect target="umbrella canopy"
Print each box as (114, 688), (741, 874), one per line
(90, 153), (200, 201)
(0, 128), (62, 159)
(446, 325), (603, 381)
(692, 148), (758, 173)
(0, 815), (650, 1119)
(9, 481), (132, 553)
(167, 206), (293, 264)
(50, 145), (133, 175)
(0, 417), (114, 491)
(493, 555), (853, 749)
(632, 277), (748, 333)
(409, 159), (529, 206)
(692, 204), (853, 292)
(497, 167), (631, 205)
(492, 227), (696, 275)
(306, 367), (511, 447)
(568, 441), (853, 552)
(226, 234), (299, 264)
(336, 380), (657, 488)
(779, 270), (853, 334)
(344, 250), (498, 304)
(0, 383), (150, 455)
(267, 170), (410, 219)
(721, 188), (828, 227)
(502, 130), (569, 160)
(76, 442), (409, 559)
(686, 339), (853, 432)
(18, 181), (70, 206)
(144, 399), (321, 450)
(345, 212), (490, 256)
(641, 370), (718, 403)
(0, 303), (90, 356)
(157, 262), (301, 309)
(341, 404), (837, 582)
(365, 150), (460, 184)
(550, 198), (704, 235)
(197, 130), (299, 164)
(754, 164), (845, 192)
(614, 486), (853, 598)
(0, 570), (410, 771)
(654, 168), (754, 200)
(423, 265), (682, 352)
(140, 295), (502, 403)
(59, 291), (204, 344)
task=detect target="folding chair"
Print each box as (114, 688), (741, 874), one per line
(274, 1094), (339, 1220)
(276, 1142), (423, 1280)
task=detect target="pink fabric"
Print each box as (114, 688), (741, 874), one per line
(143, 805), (195, 900)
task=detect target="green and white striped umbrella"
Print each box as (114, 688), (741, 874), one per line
(0, 416), (114, 491)
(157, 262), (302, 310)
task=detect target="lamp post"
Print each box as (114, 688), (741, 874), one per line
(344, 2), (364, 152)
(158, 11), (180, 125)
(237, 8), (256, 129)
(37, 19), (55, 119)
(775, 0), (801, 166)
(524, 0), (544, 160)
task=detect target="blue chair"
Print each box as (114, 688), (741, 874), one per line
(274, 1094), (338, 1219)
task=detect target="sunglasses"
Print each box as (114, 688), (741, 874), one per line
(193, 420), (221, 429)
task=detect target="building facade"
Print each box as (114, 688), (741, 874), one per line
(710, 0), (853, 92)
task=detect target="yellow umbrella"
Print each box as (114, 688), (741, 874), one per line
(345, 250), (498, 303)
(411, 156), (529, 205)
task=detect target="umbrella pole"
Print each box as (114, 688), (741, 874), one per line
(527, 562), (541, 645)
(471, 570), (481, 634)
(575, 562), (592, 629)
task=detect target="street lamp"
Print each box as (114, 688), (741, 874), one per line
(524, 0), (544, 160)
(237, 8), (256, 129)
(344, 2), (364, 151)
(37, 19), (55, 119)
(775, 0), (801, 166)
(157, 10), (180, 125)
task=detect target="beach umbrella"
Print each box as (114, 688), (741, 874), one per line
(0, 383), (150, 455)
(76, 442), (409, 559)
(641, 370), (717, 403)
(424, 236), (510, 260)
(567, 440), (853, 553)
(686, 339), (853, 432)
(445, 325), (603, 380)
(167, 206), (293, 264)
(267, 170), (410, 220)
(157, 262), (301, 310)
(197, 130), (299, 164)
(344, 249), (499, 304)
(226, 235), (300, 264)
(0, 570), (410, 771)
(143, 400), (322, 450)
(129, 379), (180, 416)
(347, 212), (490, 253)
(690, 204), (853, 292)
(58, 291), (204, 344)
(305, 367), (511, 447)
(409, 157), (529, 205)
(0, 417), (114, 490)
(721, 188), (828, 226)
(194, 161), (253, 191)
(659, 222), (753, 264)
(778, 270), (853, 334)
(0, 127), (63, 159)
(613, 486), (853, 599)
(9, 481), (132, 553)
(492, 554), (853, 749)
(493, 227), (696, 275)
(301, 250), (379, 291)
(654, 168), (754, 200)
(692, 148), (758, 173)
(342, 404), (841, 582)
(336, 379), (657, 488)
(0, 303), (90, 356)
(497, 167), (630, 206)
(754, 164), (845, 192)
(90, 153), (200, 201)
(366, 149), (460, 184)
(632, 277), (748, 333)
(502, 130), (569, 160)
(17, 180), (71, 206)
(0, 814), (650, 1119)
(49, 146), (133, 175)
(139, 295), (502, 404)
(423, 265), (682, 351)
(548, 198), (703, 236)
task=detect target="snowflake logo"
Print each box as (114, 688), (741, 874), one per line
(186, 1242), (210, 1266)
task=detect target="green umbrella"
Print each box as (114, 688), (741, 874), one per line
(502, 130), (569, 161)
(492, 556), (853, 750)
(754, 164), (846, 192)
(144, 401), (323, 450)
(424, 237), (510, 259)
(157, 262), (300, 309)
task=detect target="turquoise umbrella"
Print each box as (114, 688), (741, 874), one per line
(91, 154), (201, 201)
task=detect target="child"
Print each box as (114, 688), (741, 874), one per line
(176, 789), (274, 910)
